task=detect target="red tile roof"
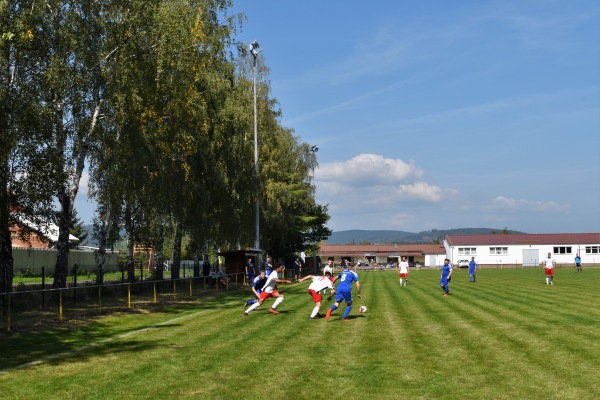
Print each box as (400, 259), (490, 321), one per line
(319, 243), (445, 256)
(445, 233), (600, 246)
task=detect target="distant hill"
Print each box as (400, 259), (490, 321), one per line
(325, 228), (525, 245)
(81, 224), (524, 247)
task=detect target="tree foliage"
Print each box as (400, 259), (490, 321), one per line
(0, 0), (331, 290)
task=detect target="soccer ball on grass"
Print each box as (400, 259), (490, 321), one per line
(359, 305), (368, 313)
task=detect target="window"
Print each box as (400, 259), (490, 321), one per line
(586, 246), (599, 254)
(458, 247), (477, 255)
(489, 247), (508, 255)
(553, 246), (572, 254)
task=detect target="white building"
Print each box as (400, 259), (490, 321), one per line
(444, 233), (600, 267)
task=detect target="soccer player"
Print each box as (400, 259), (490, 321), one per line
(398, 257), (409, 286)
(243, 263), (291, 316)
(541, 252), (556, 285)
(244, 270), (268, 308)
(575, 254), (582, 272)
(298, 272), (335, 319)
(469, 256), (477, 283)
(322, 260), (334, 294)
(440, 258), (453, 296)
(325, 264), (361, 322)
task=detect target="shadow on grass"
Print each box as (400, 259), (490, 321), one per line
(0, 288), (249, 372)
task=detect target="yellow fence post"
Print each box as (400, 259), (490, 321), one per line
(128, 284), (131, 308)
(154, 282), (157, 304)
(59, 289), (63, 321)
(189, 278), (193, 297)
(173, 280), (177, 300)
(98, 286), (102, 313)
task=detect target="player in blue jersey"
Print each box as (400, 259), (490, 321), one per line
(440, 258), (453, 296)
(244, 270), (267, 307)
(325, 264), (362, 322)
(468, 257), (477, 283)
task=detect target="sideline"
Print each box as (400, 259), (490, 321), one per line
(1, 302), (235, 374)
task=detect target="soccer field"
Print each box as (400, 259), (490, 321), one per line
(1, 268), (599, 400)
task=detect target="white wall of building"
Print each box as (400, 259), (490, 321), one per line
(444, 241), (600, 267)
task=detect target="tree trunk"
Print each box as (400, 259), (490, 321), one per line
(155, 225), (164, 281)
(0, 164), (13, 300)
(171, 221), (182, 280)
(193, 250), (200, 277)
(95, 207), (110, 285)
(54, 99), (102, 289)
(125, 207), (135, 283)
(53, 191), (70, 289)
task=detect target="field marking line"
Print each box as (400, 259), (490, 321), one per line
(1, 301), (236, 374)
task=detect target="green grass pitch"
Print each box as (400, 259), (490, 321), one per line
(1, 267), (599, 399)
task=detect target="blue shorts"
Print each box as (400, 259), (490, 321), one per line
(440, 278), (449, 286)
(334, 289), (353, 304)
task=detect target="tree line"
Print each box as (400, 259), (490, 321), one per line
(0, 0), (331, 292)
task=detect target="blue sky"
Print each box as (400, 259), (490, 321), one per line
(226, 0), (600, 234)
(76, 0), (600, 234)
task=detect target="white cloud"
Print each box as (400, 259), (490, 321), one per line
(315, 154), (446, 228)
(316, 154), (423, 185)
(488, 196), (570, 212)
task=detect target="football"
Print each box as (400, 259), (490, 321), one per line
(359, 305), (368, 313)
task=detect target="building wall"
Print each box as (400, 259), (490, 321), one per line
(444, 242), (600, 267)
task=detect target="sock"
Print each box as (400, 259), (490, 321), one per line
(310, 306), (319, 318)
(245, 299), (257, 306)
(330, 304), (338, 312)
(272, 297), (284, 309)
(399, 278), (403, 285)
(245, 301), (261, 313)
(342, 305), (352, 319)
(546, 276), (549, 284)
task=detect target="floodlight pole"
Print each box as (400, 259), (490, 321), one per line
(251, 41), (261, 256)
(310, 145), (319, 273)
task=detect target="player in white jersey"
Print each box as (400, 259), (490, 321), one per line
(322, 260), (334, 294)
(398, 257), (409, 286)
(298, 272), (335, 319)
(541, 252), (556, 285)
(243, 263), (292, 316)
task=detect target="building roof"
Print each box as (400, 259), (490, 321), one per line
(445, 233), (600, 246)
(319, 243), (446, 256)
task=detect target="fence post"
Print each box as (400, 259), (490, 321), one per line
(42, 266), (45, 310)
(154, 282), (157, 304)
(128, 284), (131, 308)
(73, 264), (77, 303)
(173, 280), (177, 301)
(59, 289), (63, 321)
(189, 277), (192, 297)
(98, 286), (102, 313)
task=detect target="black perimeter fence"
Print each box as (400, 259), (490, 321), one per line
(0, 270), (247, 332)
